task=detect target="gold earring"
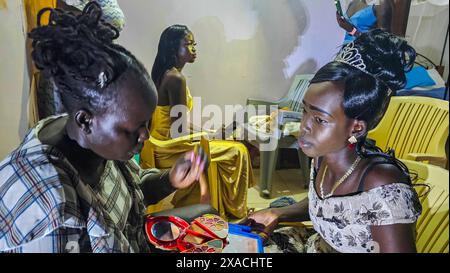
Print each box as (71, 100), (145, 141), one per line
(348, 136), (357, 144)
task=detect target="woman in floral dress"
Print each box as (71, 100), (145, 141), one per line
(241, 29), (422, 253)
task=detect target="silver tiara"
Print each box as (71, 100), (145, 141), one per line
(335, 42), (369, 74)
(335, 42), (393, 96)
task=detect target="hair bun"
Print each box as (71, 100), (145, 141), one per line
(29, 2), (119, 85)
(356, 29), (416, 91)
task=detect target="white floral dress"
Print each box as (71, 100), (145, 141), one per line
(265, 159), (422, 253)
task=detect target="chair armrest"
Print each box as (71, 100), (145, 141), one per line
(149, 132), (207, 148)
(406, 153), (448, 168)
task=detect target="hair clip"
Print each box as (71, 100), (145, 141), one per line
(97, 71), (108, 88)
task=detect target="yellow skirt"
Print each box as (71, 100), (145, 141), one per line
(141, 139), (254, 220)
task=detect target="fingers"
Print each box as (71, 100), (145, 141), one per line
(182, 150), (196, 162)
(174, 147), (209, 188)
(336, 12), (346, 24)
(198, 147), (209, 171)
(185, 149), (202, 182)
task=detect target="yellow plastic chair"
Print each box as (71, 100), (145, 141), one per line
(402, 159), (449, 253)
(140, 133), (223, 218)
(368, 96), (449, 168)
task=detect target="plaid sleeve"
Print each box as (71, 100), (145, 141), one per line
(125, 160), (175, 206)
(0, 148), (83, 252)
(125, 159), (162, 182)
(1, 227), (87, 253)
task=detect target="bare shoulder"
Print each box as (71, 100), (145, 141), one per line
(164, 68), (185, 84)
(363, 160), (409, 191)
(160, 69), (186, 94)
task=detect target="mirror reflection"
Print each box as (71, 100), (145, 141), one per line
(151, 221), (181, 242)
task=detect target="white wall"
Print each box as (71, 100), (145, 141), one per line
(0, 0), (29, 159)
(406, 1), (449, 81)
(7, 1), (446, 158)
(117, 0), (344, 108)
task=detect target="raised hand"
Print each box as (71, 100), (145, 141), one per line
(336, 11), (355, 32)
(168, 147), (208, 190)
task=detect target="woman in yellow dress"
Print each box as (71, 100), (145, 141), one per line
(141, 25), (255, 220)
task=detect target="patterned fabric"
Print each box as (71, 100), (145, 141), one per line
(265, 159), (422, 253)
(308, 159), (422, 253)
(62, 0), (125, 31)
(265, 226), (327, 253)
(0, 115), (160, 253)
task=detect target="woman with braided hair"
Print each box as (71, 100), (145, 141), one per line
(36, 0), (126, 120)
(241, 29), (422, 253)
(0, 2), (215, 253)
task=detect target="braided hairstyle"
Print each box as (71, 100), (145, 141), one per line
(29, 2), (153, 115)
(310, 29), (416, 180)
(151, 24), (190, 87)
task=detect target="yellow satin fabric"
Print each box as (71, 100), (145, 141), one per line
(141, 88), (254, 219)
(23, 0), (57, 127)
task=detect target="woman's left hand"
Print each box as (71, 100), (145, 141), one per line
(168, 149), (208, 190)
(336, 11), (355, 32)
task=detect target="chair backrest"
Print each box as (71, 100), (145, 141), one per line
(402, 159), (449, 253)
(368, 96), (449, 160)
(280, 74), (314, 112)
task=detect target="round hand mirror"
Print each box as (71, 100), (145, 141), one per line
(151, 221), (181, 241)
(145, 215), (190, 251)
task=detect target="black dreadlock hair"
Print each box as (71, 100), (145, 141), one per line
(29, 1), (154, 115)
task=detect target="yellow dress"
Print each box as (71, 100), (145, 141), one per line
(141, 87), (255, 219)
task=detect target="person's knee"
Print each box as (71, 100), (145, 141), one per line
(181, 204), (218, 222)
(152, 204), (218, 223)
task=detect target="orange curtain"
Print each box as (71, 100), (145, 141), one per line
(23, 0), (56, 127)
